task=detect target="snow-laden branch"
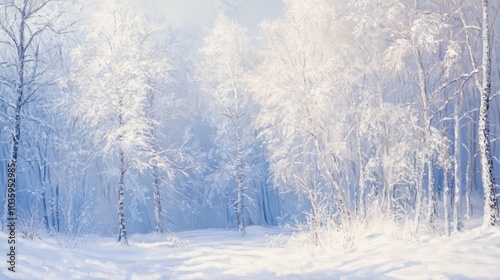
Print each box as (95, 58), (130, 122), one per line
(429, 70), (477, 122)
(490, 91), (500, 101)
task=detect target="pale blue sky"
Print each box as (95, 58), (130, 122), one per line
(143, 0), (283, 31)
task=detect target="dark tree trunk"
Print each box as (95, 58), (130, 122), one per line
(3, 2), (26, 230)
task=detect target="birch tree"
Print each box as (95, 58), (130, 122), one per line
(68, 0), (161, 244)
(478, 0), (498, 227)
(251, 0), (357, 244)
(197, 14), (254, 236)
(143, 34), (192, 234)
(455, 0), (499, 227)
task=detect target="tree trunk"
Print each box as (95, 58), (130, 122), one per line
(3, 3), (26, 230)
(357, 133), (366, 220)
(152, 164), (163, 233)
(41, 154), (50, 232)
(51, 186), (56, 230)
(415, 163), (424, 232)
(117, 149), (128, 245)
(443, 170), (450, 236)
(67, 183), (74, 234)
(427, 161), (438, 232)
(258, 182), (268, 224)
(42, 189), (49, 231)
(236, 139), (246, 236)
(55, 184), (60, 232)
(225, 193), (231, 228)
(453, 96), (463, 232)
(415, 49), (438, 232)
(479, 0), (498, 227)
(466, 123), (474, 219)
(381, 126), (391, 217)
(382, 175), (391, 216)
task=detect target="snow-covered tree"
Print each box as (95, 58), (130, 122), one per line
(67, 0), (166, 244)
(251, 0), (357, 244)
(0, 0), (74, 229)
(477, 0), (498, 227)
(452, 0), (499, 228)
(351, 0), (484, 234)
(197, 14), (255, 236)
(146, 28), (195, 233)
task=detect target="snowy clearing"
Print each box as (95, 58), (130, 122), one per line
(1, 224), (499, 280)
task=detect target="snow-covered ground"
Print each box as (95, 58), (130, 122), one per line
(1, 223), (500, 279)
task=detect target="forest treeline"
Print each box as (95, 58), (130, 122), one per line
(0, 0), (499, 246)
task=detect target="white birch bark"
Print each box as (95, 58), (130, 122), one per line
(453, 95), (463, 232)
(479, 0), (498, 227)
(117, 148), (128, 245)
(444, 169), (450, 236)
(236, 138), (245, 236)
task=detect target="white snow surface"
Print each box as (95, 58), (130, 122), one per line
(1, 224), (500, 279)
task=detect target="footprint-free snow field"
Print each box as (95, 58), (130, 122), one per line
(1, 225), (499, 279)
